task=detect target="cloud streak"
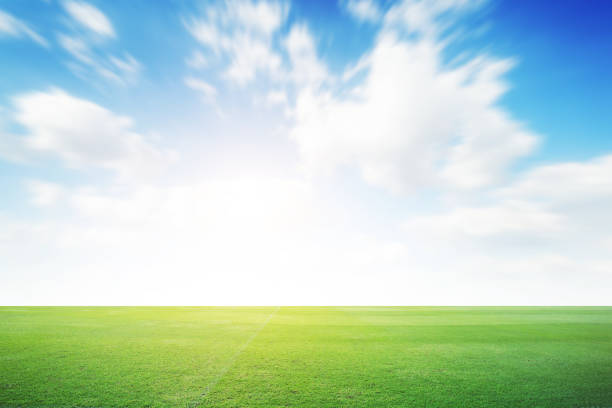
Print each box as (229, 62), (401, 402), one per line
(63, 1), (115, 38)
(0, 9), (48, 47)
(58, 1), (141, 85)
(185, 0), (288, 84)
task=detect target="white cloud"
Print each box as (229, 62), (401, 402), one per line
(63, 1), (115, 38)
(7, 174), (452, 305)
(184, 76), (217, 104)
(12, 89), (176, 180)
(7, 149), (612, 305)
(186, 50), (208, 69)
(110, 54), (141, 75)
(57, 33), (93, 64)
(58, 3), (141, 85)
(266, 89), (287, 105)
(226, 34), (283, 83)
(3, 0), (611, 306)
(402, 152), (612, 286)
(25, 180), (64, 207)
(58, 30), (142, 84)
(384, 0), (479, 39)
(0, 9), (48, 47)
(406, 203), (565, 239)
(498, 154), (612, 204)
(341, 0), (382, 23)
(289, 1), (536, 193)
(284, 24), (329, 88)
(185, 0), (287, 84)
(184, 1), (330, 92)
(233, 0), (287, 34)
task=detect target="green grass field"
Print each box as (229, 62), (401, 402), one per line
(1, 307), (611, 407)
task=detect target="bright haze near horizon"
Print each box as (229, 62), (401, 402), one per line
(1, 0), (611, 305)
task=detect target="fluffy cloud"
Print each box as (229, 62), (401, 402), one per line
(289, 0), (536, 193)
(186, 0), (288, 84)
(0, 9), (48, 46)
(12, 89), (176, 180)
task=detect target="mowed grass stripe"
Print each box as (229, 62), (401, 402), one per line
(189, 306), (280, 407)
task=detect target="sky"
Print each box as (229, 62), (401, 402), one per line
(1, 0), (611, 305)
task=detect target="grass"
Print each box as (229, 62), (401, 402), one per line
(1, 307), (611, 407)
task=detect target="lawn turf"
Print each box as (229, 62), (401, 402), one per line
(1, 307), (611, 407)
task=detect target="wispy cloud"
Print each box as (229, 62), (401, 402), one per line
(185, 50), (208, 69)
(0, 9), (48, 47)
(58, 1), (141, 85)
(185, 0), (288, 84)
(340, 0), (382, 23)
(63, 0), (115, 38)
(184, 76), (218, 103)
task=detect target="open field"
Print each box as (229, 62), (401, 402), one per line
(1, 307), (611, 407)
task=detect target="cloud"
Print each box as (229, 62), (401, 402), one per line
(11, 89), (176, 181)
(289, 0), (536, 193)
(185, 0), (288, 84)
(9, 173), (445, 305)
(3, 0), (611, 306)
(9, 165), (612, 305)
(0, 9), (48, 47)
(267, 89), (287, 105)
(58, 2), (141, 85)
(384, 0), (481, 39)
(498, 154), (612, 204)
(57, 30), (142, 84)
(185, 50), (208, 69)
(109, 54), (141, 75)
(62, 1), (115, 38)
(183, 1), (330, 92)
(397, 166), (612, 305)
(406, 203), (565, 239)
(340, 0), (382, 23)
(284, 24), (329, 88)
(25, 180), (65, 207)
(184, 76), (217, 104)
(403, 152), (612, 279)
(57, 33), (93, 64)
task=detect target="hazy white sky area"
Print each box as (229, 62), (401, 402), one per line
(1, 0), (611, 305)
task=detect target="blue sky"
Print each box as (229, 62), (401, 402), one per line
(1, 0), (611, 305)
